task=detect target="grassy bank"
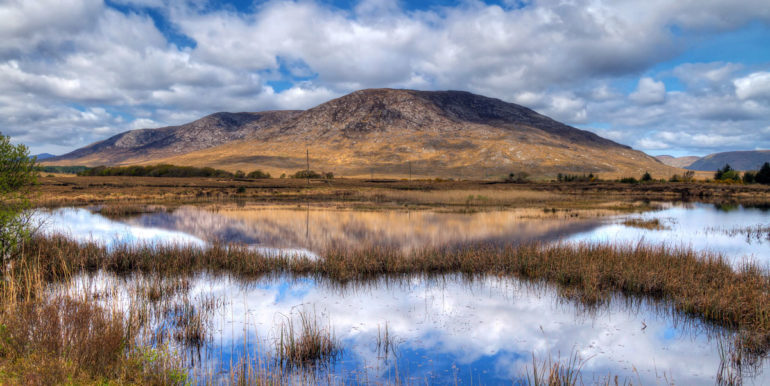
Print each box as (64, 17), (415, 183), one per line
(21, 235), (770, 341)
(31, 175), (770, 209)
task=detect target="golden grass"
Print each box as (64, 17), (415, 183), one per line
(275, 309), (340, 369)
(621, 218), (668, 230)
(21, 235), (770, 345)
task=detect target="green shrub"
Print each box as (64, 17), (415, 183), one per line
(291, 170), (323, 179)
(246, 170), (271, 179)
(0, 133), (38, 263)
(756, 162), (770, 185)
(715, 164), (741, 182)
(78, 164), (233, 178)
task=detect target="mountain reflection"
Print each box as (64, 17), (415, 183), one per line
(125, 206), (603, 252)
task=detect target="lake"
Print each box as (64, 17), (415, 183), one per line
(38, 202), (770, 384)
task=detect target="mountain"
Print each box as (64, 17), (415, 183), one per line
(655, 155), (700, 168)
(47, 111), (301, 165)
(46, 89), (679, 179)
(687, 150), (770, 171)
(34, 153), (56, 160)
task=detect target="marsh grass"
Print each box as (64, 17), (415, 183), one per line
(20, 234), (770, 358)
(96, 204), (168, 218)
(621, 218), (668, 230)
(0, 263), (189, 384)
(708, 224), (770, 242)
(523, 351), (645, 386)
(9, 234), (770, 383)
(274, 308), (340, 369)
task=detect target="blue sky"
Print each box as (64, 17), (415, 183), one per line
(1, 0), (769, 157)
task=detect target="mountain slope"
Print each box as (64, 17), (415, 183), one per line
(687, 150), (770, 171)
(655, 155), (700, 168)
(144, 89), (678, 179)
(47, 111), (301, 165)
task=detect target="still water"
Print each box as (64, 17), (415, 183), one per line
(38, 202), (770, 384)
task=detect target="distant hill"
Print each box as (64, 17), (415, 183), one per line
(46, 88), (680, 179)
(687, 150), (770, 171)
(34, 153), (56, 160)
(47, 111), (300, 166)
(655, 155), (700, 168)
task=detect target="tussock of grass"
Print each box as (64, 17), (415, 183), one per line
(275, 309), (340, 369)
(621, 217), (668, 230)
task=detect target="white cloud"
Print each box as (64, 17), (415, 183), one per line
(629, 77), (666, 105)
(0, 0), (768, 155)
(734, 72), (770, 100)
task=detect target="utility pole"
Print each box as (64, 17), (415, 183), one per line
(409, 161), (412, 182)
(306, 148), (310, 184)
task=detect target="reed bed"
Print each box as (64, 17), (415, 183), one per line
(19, 235), (770, 345)
(96, 203), (168, 218)
(4, 233), (769, 383)
(0, 262), (189, 384)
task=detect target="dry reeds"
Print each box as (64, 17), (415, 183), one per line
(20, 234), (770, 350)
(621, 218), (668, 230)
(274, 309), (340, 369)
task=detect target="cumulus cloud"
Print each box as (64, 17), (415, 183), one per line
(629, 77), (666, 105)
(0, 0), (769, 155)
(734, 72), (770, 100)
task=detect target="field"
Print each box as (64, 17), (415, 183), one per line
(32, 175), (770, 209)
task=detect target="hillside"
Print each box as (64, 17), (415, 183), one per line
(655, 155), (700, 168)
(687, 150), (770, 171)
(47, 111), (300, 165)
(47, 89), (680, 179)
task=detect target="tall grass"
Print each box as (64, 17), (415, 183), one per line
(6, 234), (770, 383)
(0, 257), (189, 384)
(21, 235), (770, 348)
(274, 308), (340, 369)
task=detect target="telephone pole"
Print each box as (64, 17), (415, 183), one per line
(409, 161), (412, 182)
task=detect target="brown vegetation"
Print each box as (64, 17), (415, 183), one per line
(21, 235), (770, 344)
(31, 175), (770, 209)
(621, 218), (668, 230)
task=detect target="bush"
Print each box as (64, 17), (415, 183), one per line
(619, 177), (638, 184)
(757, 162), (770, 185)
(743, 171), (756, 184)
(556, 173), (596, 182)
(640, 171), (652, 182)
(78, 164), (234, 178)
(246, 170), (271, 179)
(504, 172), (529, 183)
(291, 170), (323, 179)
(36, 165), (88, 174)
(234, 170), (245, 178)
(715, 164), (741, 182)
(0, 133), (38, 263)
(669, 170), (695, 183)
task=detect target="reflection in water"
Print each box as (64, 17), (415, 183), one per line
(67, 272), (762, 384)
(569, 203), (770, 266)
(36, 203), (770, 265)
(38, 206), (603, 253)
